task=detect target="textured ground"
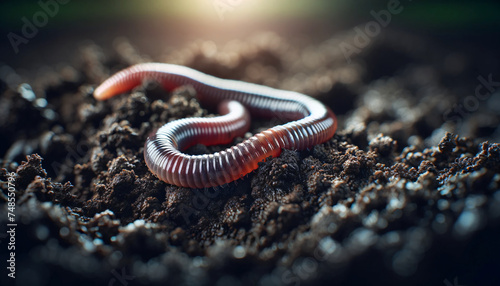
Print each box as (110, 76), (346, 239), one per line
(1, 30), (500, 286)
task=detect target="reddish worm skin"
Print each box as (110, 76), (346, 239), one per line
(94, 63), (337, 188)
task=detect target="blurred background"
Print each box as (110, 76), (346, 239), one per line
(1, 0), (499, 69)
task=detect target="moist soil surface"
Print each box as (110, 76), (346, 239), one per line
(1, 30), (500, 286)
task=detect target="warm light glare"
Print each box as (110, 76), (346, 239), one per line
(151, 0), (338, 22)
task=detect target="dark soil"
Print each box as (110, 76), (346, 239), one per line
(1, 30), (500, 286)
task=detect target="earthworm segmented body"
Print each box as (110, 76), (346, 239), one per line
(94, 63), (337, 188)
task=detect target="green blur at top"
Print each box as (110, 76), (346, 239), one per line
(0, 0), (498, 29)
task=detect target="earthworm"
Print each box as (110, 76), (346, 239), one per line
(94, 63), (337, 188)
